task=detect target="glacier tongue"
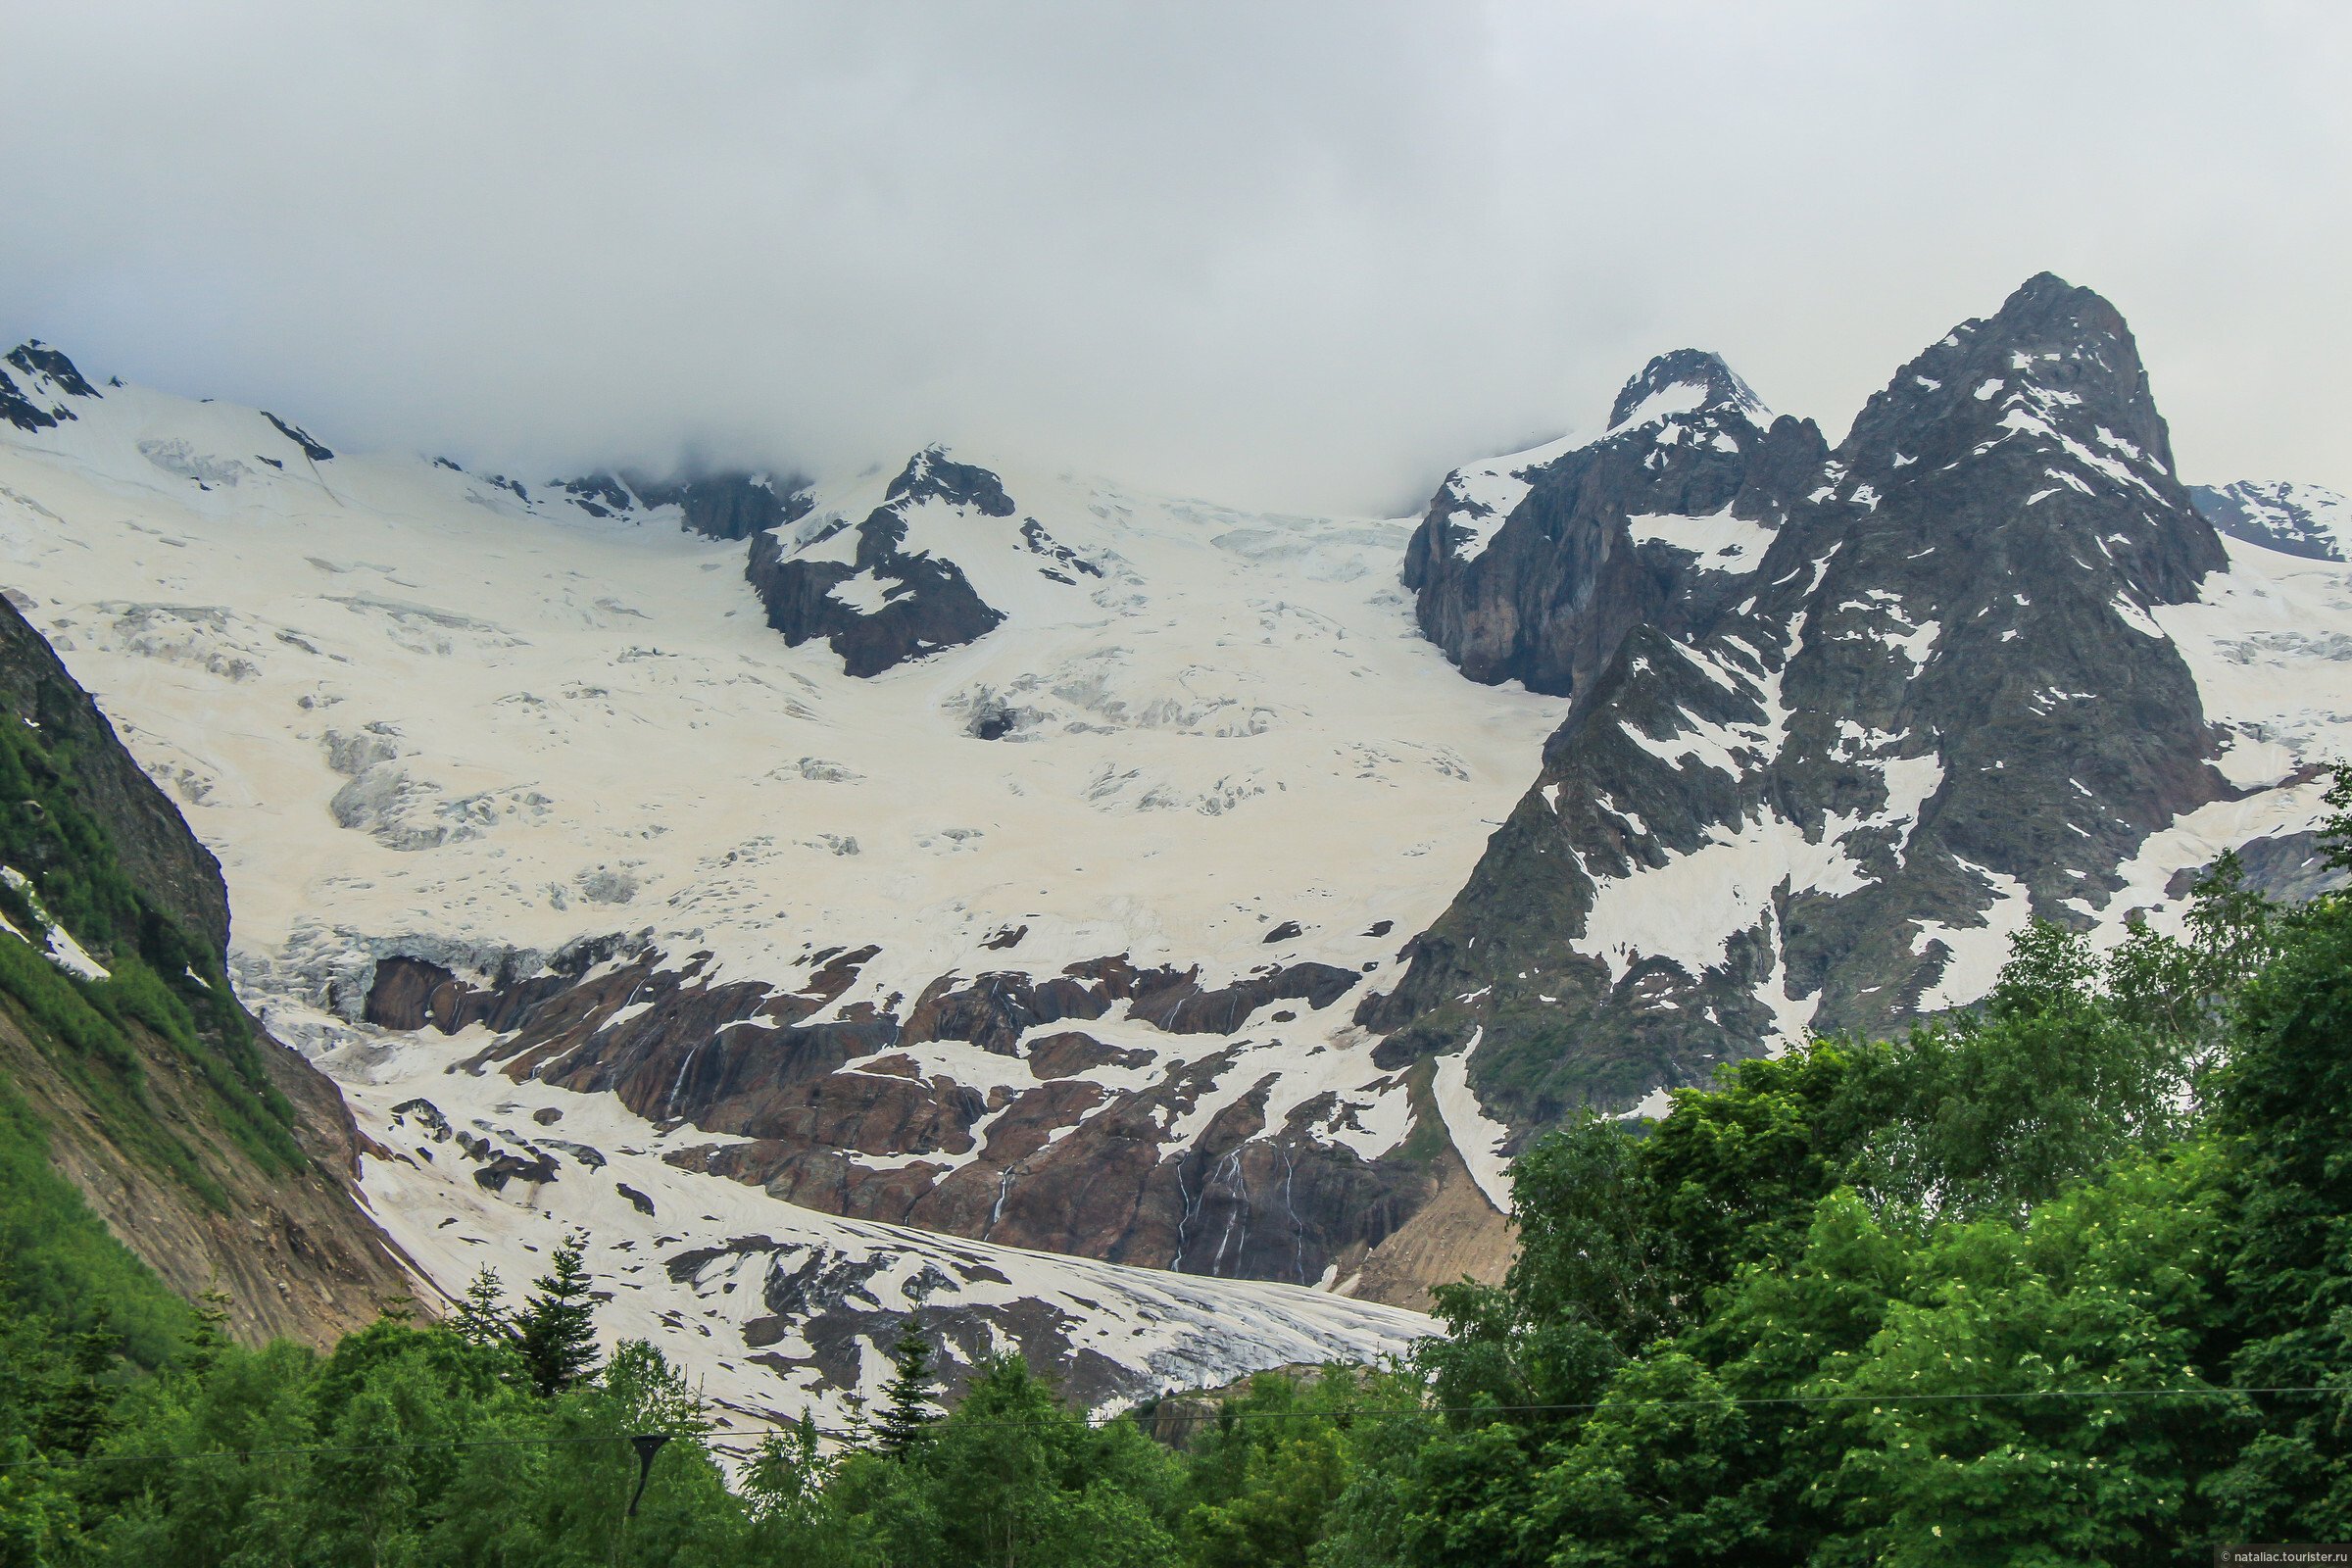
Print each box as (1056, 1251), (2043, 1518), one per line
(294, 997), (1430, 1440)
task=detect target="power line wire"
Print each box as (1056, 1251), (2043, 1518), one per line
(9, 1382), (2342, 1470)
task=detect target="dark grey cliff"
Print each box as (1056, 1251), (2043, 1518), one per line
(1403, 349), (1827, 697)
(625, 469), (813, 541)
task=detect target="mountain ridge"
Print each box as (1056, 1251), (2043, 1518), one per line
(0, 270), (2346, 1428)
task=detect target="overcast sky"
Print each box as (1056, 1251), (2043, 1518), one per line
(2, 2), (2345, 514)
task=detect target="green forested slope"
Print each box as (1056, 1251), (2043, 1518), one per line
(0, 595), (413, 1348)
(5, 768), (2349, 1564)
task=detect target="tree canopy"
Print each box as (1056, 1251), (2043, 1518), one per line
(6, 784), (2352, 1564)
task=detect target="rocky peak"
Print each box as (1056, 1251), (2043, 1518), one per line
(1605, 349), (1767, 432)
(6, 341), (99, 401)
(553, 472), (638, 519)
(1402, 349), (1824, 697)
(0, 340), (100, 433)
(1843, 274), (2166, 479)
(886, 447), (1016, 517)
(1829, 271), (2220, 609)
(1370, 271), (2236, 1137)
(745, 448), (1021, 677)
(622, 469), (814, 542)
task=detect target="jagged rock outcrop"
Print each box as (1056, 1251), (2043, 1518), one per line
(622, 469), (813, 541)
(360, 938), (1421, 1288)
(744, 448), (1015, 677)
(543, 467), (813, 539)
(0, 594), (418, 1344)
(0, 340), (98, 432)
(1403, 349), (1828, 696)
(2191, 479), (2348, 562)
(262, 413), (333, 463)
(1367, 272), (2233, 1131)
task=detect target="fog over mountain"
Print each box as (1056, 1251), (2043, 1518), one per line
(2, 3), (2346, 512)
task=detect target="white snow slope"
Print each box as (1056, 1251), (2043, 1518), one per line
(0, 352), (1566, 1428)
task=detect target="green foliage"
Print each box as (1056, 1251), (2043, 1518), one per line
(1642, 1038), (1875, 1296)
(9, 779), (2352, 1563)
(1419, 1110), (1680, 1426)
(450, 1265), (511, 1350)
(2318, 760), (2352, 874)
(0, 707), (302, 1201)
(1175, 1372), (1383, 1568)
(2207, 890), (2352, 1541)
(873, 1319), (939, 1457)
(1532, 1351), (1766, 1566)
(0, 1068), (195, 1367)
(821, 1353), (1184, 1568)
(1315, 857), (2341, 1567)
(513, 1231), (601, 1398)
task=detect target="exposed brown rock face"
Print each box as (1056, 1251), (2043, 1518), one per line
(361, 939), (1441, 1294)
(896, 957), (1363, 1054)
(2, 1006), (421, 1345)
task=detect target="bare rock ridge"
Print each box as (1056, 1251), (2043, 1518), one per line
(0, 594), (419, 1345)
(1362, 270), (2235, 1133)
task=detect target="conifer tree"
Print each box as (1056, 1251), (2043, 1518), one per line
(453, 1266), (511, 1347)
(183, 1288), (232, 1374)
(874, 1319), (939, 1456)
(514, 1232), (600, 1397)
(2321, 760), (2352, 873)
(36, 1323), (118, 1458)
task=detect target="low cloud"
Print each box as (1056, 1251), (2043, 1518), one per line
(3, 2), (2345, 512)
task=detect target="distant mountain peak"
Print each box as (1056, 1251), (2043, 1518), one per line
(1838, 272), (2186, 556)
(622, 468), (813, 542)
(1606, 349), (1768, 433)
(0, 340), (101, 433)
(2192, 479), (2350, 562)
(6, 341), (99, 401)
(886, 447), (1016, 517)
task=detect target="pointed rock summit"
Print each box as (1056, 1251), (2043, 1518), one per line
(1369, 273), (2236, 1135)
(1403, 348), (1826, 696)
(1605, 348), (1768, 431)
(0, 340), (100, 432)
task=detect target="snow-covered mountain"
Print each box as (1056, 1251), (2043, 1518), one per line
(3, 270), (2347, 1437)
(0, 345), (1554, 1428)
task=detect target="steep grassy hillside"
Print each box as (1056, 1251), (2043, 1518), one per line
(0, 595), (416, 1344)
